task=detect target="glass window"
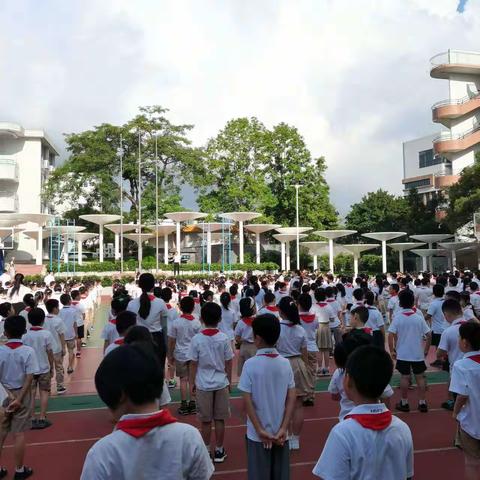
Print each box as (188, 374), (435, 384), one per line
(419, 149), (446, 168)
(404, 178), (431, 190)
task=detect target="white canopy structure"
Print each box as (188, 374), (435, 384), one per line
(245, 224), (281, 264)
(388, 242), (426, 272)
(67, 232), (97, 266)
(80, 214), (121, 263)
(104, 224), (140, 261)
(411, 248), (447, 271)
(151, 223), (177, 265)
(219, 212), (261, 264)
(300, 241), (328, 270)
(273, 233), (307, 271)
(362, 232), (406, 273)
(314, 230), (357, 273)
(438, 241), (477, 270)
(343, 244), (379, 277)
(275, 227), (313, 271)
(164, 212), (208, 259)
(410, 234), (453, 270)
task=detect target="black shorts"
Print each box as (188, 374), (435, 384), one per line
(396, 359), (427, 376)
(431, 333), (442, 347)
(77, 325), (85, 339)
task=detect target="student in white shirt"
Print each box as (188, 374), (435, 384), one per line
(238, 314), (296, 480)
(388, 289), (431, 413)
(218, 292), (236, 344)
(23, 308), (54, 430)
(104, 311), (137, 357)
(80, 342), (213, 480)
(257, 291), (280, 319)
(59, 293), (78, 375)
(365, 291), (385, 349)
(460, 292), (478, 323)
(313, 288), (335, 374)
(469, 281), (480, 317)
(426, 284), (448, 363)
(71, 289), (86, 356)
(234, 297), (257, 376)
(387, 284), (400, 324)
(313, 345), (413, 480)
(45, 299), (67, 395)
(189, 303), (233, 464)
(416, 277), (432, 315)
(450, 322), (480, 478)
(6, 274), (31, 306)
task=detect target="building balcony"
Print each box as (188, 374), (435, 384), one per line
(432, 92), (480, 126)
(0, 158), (19, 183)
(430, 50), (480, 79)
(0, 191), (19, 213)
(402, 173), (459, 193)
(433, 126), (480, 154)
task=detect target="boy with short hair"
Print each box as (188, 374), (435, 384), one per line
(257, 291), (280, 319)
(348, 306), (372, 336)
(80, 343), (214, 479)
(0, 316), (39, 480)
(365, 291), (385, 349)
(426, 284), (447, 366)
(44, 299), (67, 395)
(23, 308), (54, 430)
(71, 289), (86, 356)
(387, 283), (400, 324)
(238, 314), (296, 480)
(189, 302), (233, 463)
(168, 296), (201, 416)
(101, 298), (125, 353)
(313, 345), (413, 479)
(104, 311), (137, 356)
(58, 293), (78, 375)
(388, 289), (431, 413)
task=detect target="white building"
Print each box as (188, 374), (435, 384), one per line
(0, 122), (58, 260)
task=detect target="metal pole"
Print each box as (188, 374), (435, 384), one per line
(295, 184), (300, 270)
(138, 131), (142, 270)
(118, 135), (124, 274)
(155, 135), (159, 274)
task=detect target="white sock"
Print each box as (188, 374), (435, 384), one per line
(215, 446), (223, 452)
(16, 466), (24, 473)
(401, 398), (408, 406)
(419, 399), (426, 405)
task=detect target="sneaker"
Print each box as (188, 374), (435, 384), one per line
(30, 419), (40, 430)
(441, 400), (454, 411)
(56, 386), (67, 395)
(81, 342), (87, 347)
(302, 398), (314, 407)
(213, 448), (227, 463)
(14, 467), (33, 480)
(288, 436), (300, 450)
(322, 368), (330, 376)
(395, 402), (410, 413)
(418, 403), (429, 413)
(0, 467), (7, 479)
(167, 379), (177, 389)
(188, 401), (197, 414)
(36, 418), (53, 429)
(67, 367), (74, 374)
(177, 402), (190, 416)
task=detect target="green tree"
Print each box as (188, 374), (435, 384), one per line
(445, 153), (480, 231)
(43, 106), (202, 220)
(403, 188), (449, 234)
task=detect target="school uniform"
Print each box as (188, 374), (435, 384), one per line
(299, 311), (319, 401)
(416, 286), (432, 314)
(387, 294), (400, 319)
(238, 348), (295, 480)
(234, 317), (257, 376)
(463, 305), (476, 322)
(101, 317), (120, 347)
(366, 305), (385, 349)
(450, 350), (480, 459)
(104, 338), (125, 357)
(59, 305), (79, 353)
(188, 328), (234, 422)
(427, 297), (448, 346)
(219, 306), (236, 341)
(313, 403), (413, 479)
(438, 317), (466, 369)
(45, 314), (67, 388)
(80, 410), (214, 480)
(72, 300), (86, 339)
(257, 305), (280, 320)
(274, 289), (288, 304)
(0, 340), (39, 434)
(470, 291), (480, 315)
(169, 314), (201, 379)
(313, 302), (334, 350)
(388, 309), (431, 375)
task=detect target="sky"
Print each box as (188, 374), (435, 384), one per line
(1, 0), (478, 216)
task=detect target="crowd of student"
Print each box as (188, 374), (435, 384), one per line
(0, 268), (480, 479)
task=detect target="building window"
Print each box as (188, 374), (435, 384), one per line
(418, 149), (446, 168)
(404, 178), (431, 190)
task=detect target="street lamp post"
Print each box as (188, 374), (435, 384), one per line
(294, 184), (301, 270)
(137, 131), (142, 269)
(117, 136), (124, 274)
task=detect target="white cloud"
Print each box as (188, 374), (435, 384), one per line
(1, 0), (479, 215)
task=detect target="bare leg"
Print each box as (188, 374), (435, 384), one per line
(400, 375), (410, 403)
(322, 351), (330, 372)
(291, 398), (304, 436)
(179, 377), (188, 402)
(214, 420), (225, 448)
(14, 433), (25, 470)
(39, 390), (49, 419)
(415, 374), (427, 401)
(201, 421), (212, 447)
(465, 454), (480, 480)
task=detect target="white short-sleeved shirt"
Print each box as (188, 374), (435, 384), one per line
(313, 404), (414, 480)
(7, 285), (31, 304)
(388, 310), (431, 361)
(22, 328), (54, 374)
(449, 351), (480, 440)
(326, 298), (341, 328)
(328, 369), (394, 420)
(104, 338), (125, 356)
(101, 320), (120, 346)
(19, 307), (32, 324)
(234, 318), (254, 343)
(165, 304), (179, 328)
(257, 305), (280, 319)
(416, 286), (433, 309)
(277, 322), (307, 357)
(366, 306), (384, 332)
(387, 295), (400, 314)
(218, 307), (236, 340)
(344, 284), (354, 304)
(0, 340), (39, 389)
(463, 305), (476, 321)
(438, 318), (465, 368)
(313, 302), (335, 325)
(188, 329), (234, 391)
(274, 290), (289, 304)
(80, 413), (214, 480)
(238, 348), (295, 442)
(44, 314), (67, 355)
(470, 291), (480, 312)
(169, 314), (201, 362)
(299, 311), (319, 352)
(427, 298), (448, 334)
(127, 296), (168, 333)
(59, 306), (79, 340)
(71, 300), (86, 326)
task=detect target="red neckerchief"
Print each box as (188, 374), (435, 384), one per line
(114, 338), (125, 345)
(116, 410), (177, 438)
(148, 295), (155, 301)
(346, 283), (352, 288)
(300, 313), (316, 323)
(109, 319), (117, 325)
(72, 301), (79, 305)
(193, 298), (200, 304)
(30, 326), (43, 331)
(468, 354), (480, 364)
(363, 327), (373, 335)
(202, 328), (219, 336)
(5, 341), (23, 350)
(180, 314), (195, 321)
(402, 309), (416, 317)
(25, 307), (31, 312)
(345, 411), (392, 430)
(390, 293), (398, 297)
(166, 304), (172, 310)
(257, 349), (278, 358)
(230, 295), (236, 300)
(317, 302), (328, 307)
(265, 305), (278, 312)
(242, 317), (254, 327)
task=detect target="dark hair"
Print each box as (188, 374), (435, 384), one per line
(345, 345), (393, 399)
(433, 284), (445, 298)
(45, 299), (59, 314)
(160, 287), (172, 303)
(138, 273), (155, 320)
(278, 296), (300, 325)
(353, 288), (364, 301)
(180, 296), (195, 314)
(252, 314), (280, 346)
(314, 288), (326, 302)
(229, 284), (238, 296)
(111, 297), (127, 315)
(0, 302), (12, 318)
(124, 325), (153, 344)
(60, 293), (71, 306)
(398, 289), (415, 309)
(469, 281), (478, 292)
(34, 291), (45, 303)
(23, 294), (35, 309)
(116, 311), (137, 335)
(441, 298), (463, 317)
(95, 343), (164, 409)
(28, 307), (46, 327)
(201, 302), (222, 327)
(365, 291), (375, 306)
(8, 273), (25, 299)
(264, 291), (276, 304)
(239, 297), (255, 318)
(390, 284), (400, 294)
(351, 306), (369, 325)
(336, 283), (346, 298)
(71, 289), (80, 301)
(297, 293), (312, 312)
(220, 292), (231, 310)
(333, 331), (373, 369)
(445, 290), (461, 302)
(459, 322), (480, 350)
(4, 315), (27, 338)
(153, 286), (162, 299)
(460, 291), (471, 305)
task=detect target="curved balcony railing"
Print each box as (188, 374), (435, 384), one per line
(430, 50), (480, 67)
(432, 90), (480, 109)
(433, 123), (480, 154)
(434, 123), (480, 142)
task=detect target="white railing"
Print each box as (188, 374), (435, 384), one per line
(432, 90), (480, 109)
(433, 123), (480, 142)
(0, 191), (19, 212)
(430, 49), (480, 67)
(0, 158), (19, 181)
